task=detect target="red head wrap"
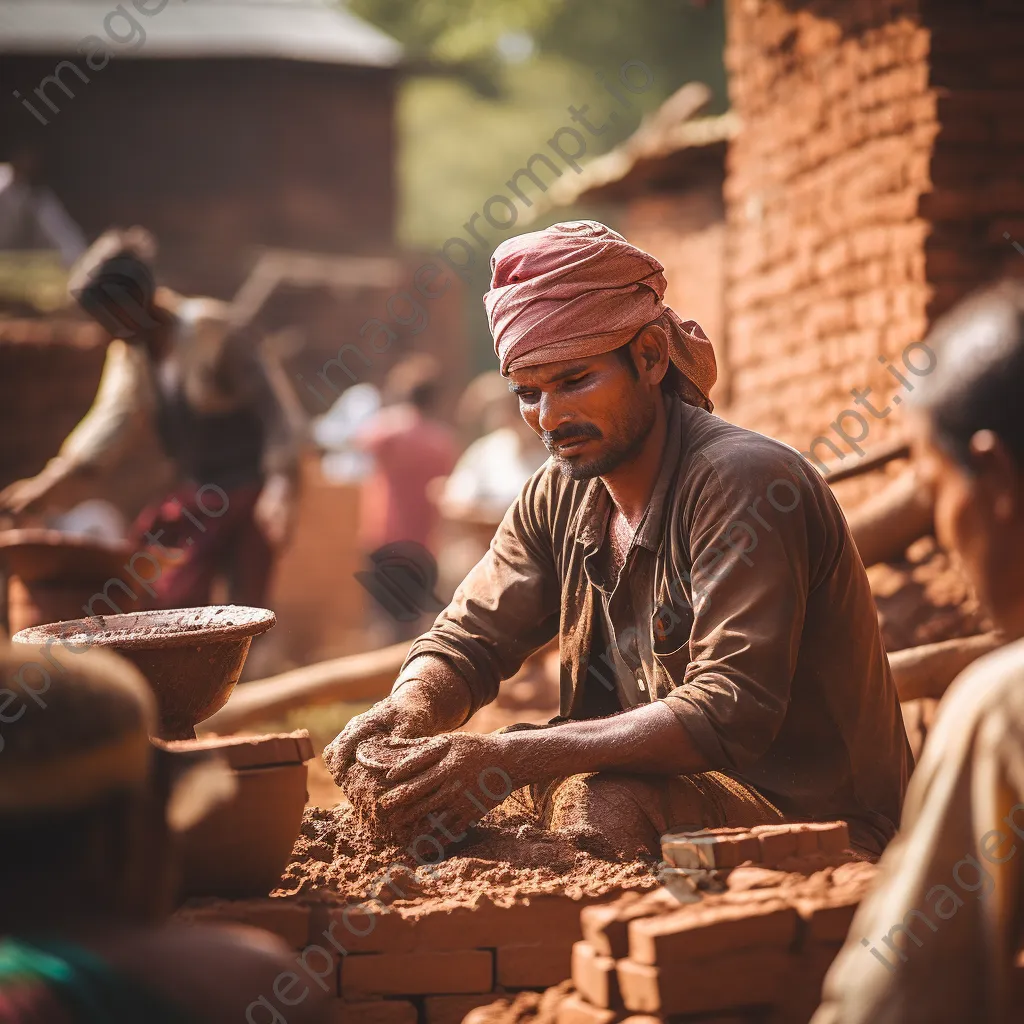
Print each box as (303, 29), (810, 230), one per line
(484, 221), (716, 409)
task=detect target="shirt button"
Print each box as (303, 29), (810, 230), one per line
(636, 672), (647, 692)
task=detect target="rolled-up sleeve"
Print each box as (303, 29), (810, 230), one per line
(402, 466), (561, 716)
(661, 444), (812, 772)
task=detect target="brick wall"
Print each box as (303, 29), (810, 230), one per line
(721, 0), (1024, 460)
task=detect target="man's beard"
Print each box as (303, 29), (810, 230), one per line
(547, 400), (657, 481)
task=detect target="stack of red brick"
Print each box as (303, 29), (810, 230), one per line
(178, 891), (621, 1024)
(561, 824), (877, 1024)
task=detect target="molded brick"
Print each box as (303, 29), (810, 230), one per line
(178, 898), (311, 949)
(627, 900), (798, 965)
(571, 941), (621, 1009)
(795, 895), (861, 943)
(331, 1000), (418, 1024)
(342, 950), (494, 997)
(580, 891), (679, 959)
(556, 993), (620, 1024)
(617, 948), (792, 1015)
(661, 828), (760, 869)
(496, 944), (573, 989)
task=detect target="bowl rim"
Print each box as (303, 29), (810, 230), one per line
(12, 605), (277, 649)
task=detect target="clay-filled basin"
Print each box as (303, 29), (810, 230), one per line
(13, 606), (276, 740)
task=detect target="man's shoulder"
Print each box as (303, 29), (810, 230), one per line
(677, 405), (815, 488)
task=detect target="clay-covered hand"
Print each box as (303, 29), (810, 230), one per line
(376, 731), (516, 835)
(322, 686), (440, 785)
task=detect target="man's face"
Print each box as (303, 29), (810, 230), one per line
(508, 345), (661, 480)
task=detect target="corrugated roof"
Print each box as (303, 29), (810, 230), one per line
(0, 0), (402, 67)
(524, 83), (739, 221)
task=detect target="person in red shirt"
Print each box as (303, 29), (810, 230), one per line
(355, 355), (458, 640)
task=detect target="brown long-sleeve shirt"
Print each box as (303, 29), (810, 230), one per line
(405, 395), (912, 853)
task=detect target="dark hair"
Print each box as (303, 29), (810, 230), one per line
(913, 280), (1024, 469)
(67, 227), (158, 337)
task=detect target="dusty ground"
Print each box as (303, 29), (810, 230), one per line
(275, 803), (659, 907)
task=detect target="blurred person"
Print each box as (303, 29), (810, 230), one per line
(354, 354), (457, 643)
(355, 353), (457, 557)
(814, 281), (1024, 1024)
(325, 221), (910, 859)
(0, 227), (300, 608)
(0, 642), (327, 1023)
(440, 371), (547, 524)
(0, 146), (86, 267)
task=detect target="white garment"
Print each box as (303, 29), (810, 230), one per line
(442, 427), (547, 520)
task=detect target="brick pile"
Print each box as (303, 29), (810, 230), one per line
(721, 0), (1024, 454)
(560, 824), (877, 1024)
(177, 892), (620, 1024)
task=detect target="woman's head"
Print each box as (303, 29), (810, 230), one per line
(910, 280), (1024, 634)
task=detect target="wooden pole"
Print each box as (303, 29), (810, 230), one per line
(202, 641), (410, 734)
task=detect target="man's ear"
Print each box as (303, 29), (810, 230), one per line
(633, 323), (670, 386)
(970, 430), (1020, 522)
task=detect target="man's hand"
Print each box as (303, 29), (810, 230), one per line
(376, 731), (515, 835)
(253, 473), (296, 549)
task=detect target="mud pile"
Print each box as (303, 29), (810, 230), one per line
(274, 804), (659, 907)
(870, 535), (990, 651)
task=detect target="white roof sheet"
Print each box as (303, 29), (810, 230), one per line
(0, 0), (402, 67)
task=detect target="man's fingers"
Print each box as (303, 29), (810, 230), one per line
(379, 764), (455, 813)
(384, 778), (470, 832)
(326, 706), (393, 776)
(385, 737), (452, 784)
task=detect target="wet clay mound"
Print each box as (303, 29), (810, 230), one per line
(275, 804), (659, 907)
(870, 536), (990, 651)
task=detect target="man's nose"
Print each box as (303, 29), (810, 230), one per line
(537, 391), (571, 434)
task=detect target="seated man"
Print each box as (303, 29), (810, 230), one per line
(325, 220), (911, 858)
(814, 281), (1024, 1024)
(0, 642), (327, 1023)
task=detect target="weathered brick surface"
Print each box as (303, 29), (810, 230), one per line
(721, 0), (1024, 456)
(580, 891), (679, 960)
(176, 898), (312, 950)
(617, 948), (791, 1015)
(571, 941), (621, 1009)
(496, 944), (574, 989)
(330, 999), (418, 1024)
(341, 950), (494, 997)
(556, 993), (620, 1024)
(627, 899), (798, 966)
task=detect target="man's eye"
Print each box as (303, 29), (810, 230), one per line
(564, 375), (588, 388)
(516, 390), (539, 403)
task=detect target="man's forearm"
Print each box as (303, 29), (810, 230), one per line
(392, 654), (476, 735)
(498, 701), (713, 785)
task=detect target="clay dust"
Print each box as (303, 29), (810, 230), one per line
(274, 803), (659, 908)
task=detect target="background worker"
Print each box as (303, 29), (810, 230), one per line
(325, 221), (911, 859)
(814, 280), (1024, 1024)
(0, 227), (300, 608)
(0, 642), (328, 1023)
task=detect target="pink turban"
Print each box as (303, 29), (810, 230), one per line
(484, 220), (716, 408)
